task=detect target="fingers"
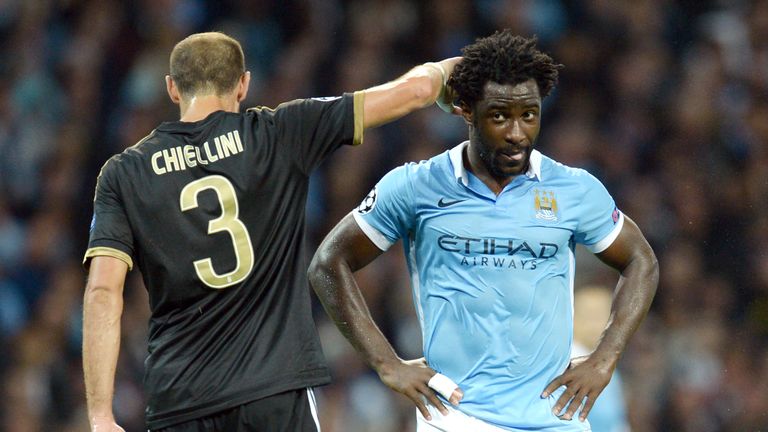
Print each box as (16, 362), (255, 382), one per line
(438, 56), (463, 74)
(550, 384), (595, 422)
(408, 389), (434, 421)
(390, 362), (464, 420)
(428, 373), (462, 405)
(543, 359), (611, 422)
(579, 394), (597, 422)
(418, 372), (465, 419)
(449, 387), (464, 406)
(558, 387), (586, 421)
(422, 385), (449, 416)
(407, 380), (450, 420)
(541, 374), (563, 398)
(552, 385), (574, 417)
(436, 79), (458, 114)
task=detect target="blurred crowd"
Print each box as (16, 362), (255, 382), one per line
(0, 0), (767, 431)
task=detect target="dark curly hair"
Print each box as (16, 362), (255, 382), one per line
(448, 30), (563, 107)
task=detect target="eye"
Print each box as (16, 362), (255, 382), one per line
(492, 111), (506, 122)
(522, 110), (538, 121)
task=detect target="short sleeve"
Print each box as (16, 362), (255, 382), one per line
(83, 158), (135, 270)
(352, 165), (414, 251)
(573, 172), (624, 253)
(266, 92), (364, 175)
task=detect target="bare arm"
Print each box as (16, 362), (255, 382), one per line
(308, 213), (461, 420)
(591, 216), (658, 364)
(362, 57), (462, 129)
(543, 216), (658, 421)
(83, 256), (128, 432)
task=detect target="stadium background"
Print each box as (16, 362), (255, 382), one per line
(0, 0), (767, 430)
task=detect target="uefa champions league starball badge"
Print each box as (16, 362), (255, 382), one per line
(357, 186), (377, 214)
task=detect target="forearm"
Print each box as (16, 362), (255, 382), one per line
(309, 258), (399, 371)
(593, 254), (658, 363)
(362, 57), (460, 129)
(83, 284), (123, 421)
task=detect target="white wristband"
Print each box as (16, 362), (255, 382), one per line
(428, 373), (458, 400)
(424, 62), (454, 113)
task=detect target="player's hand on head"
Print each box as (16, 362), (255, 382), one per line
(376, 357), (463, 421)
(90, 416), (126, 432)
(541, 354), (615, 422)
(436, 85), (463, 116)
(435, 57), (463, 116)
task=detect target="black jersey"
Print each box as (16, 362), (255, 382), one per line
(84, 93), (363, 429)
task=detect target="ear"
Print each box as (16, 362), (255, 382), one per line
(166, 76), (182, 105)
(236, 72), (251, 102)
(460, 101), (473, 126)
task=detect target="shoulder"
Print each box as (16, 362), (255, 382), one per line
(97, 130), (161, 185)
(126, 129), (159, 152)
(98, 152), (130, 180)
(540, 153), (586, 178)
(539, 153), (604, 190)
(379, 151), (449, 189)
(246, 95), (348, 116)
(374, 152), (448, 201)
(400, 149), (452, 180)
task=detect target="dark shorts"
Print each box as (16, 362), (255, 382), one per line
(152, 388), (320, 432)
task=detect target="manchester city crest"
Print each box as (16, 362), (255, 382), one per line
(534, 189), (558, 221)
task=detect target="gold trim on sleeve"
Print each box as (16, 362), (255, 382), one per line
(353, 91), (365, 146)
(83, 247), (134, 271)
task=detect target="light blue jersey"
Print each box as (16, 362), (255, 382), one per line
(353, 142), (624, 431)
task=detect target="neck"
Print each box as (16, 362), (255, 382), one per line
(463, 145), (515, 196)
(179, 94), (239, 122)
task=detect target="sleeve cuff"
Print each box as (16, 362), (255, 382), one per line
(586, 213), (625, 254)
(351, 211), (393, 251)
(352, 91), (365, 146)
(83, 246), (134, 271)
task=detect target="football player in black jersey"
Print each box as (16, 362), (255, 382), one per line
(82, 32), (460, 432)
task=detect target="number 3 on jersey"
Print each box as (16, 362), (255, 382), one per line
(180, 175), (255, 289)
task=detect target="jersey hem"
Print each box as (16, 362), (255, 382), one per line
(145, 368), (331, 429)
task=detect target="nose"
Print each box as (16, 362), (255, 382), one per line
(507, 119), (526, 145)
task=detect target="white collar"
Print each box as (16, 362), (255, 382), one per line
(448, 141), (542, 186)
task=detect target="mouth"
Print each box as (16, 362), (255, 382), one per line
(499, 151), (524, 163)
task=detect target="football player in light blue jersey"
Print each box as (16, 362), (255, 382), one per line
(309, 30), (658, 431)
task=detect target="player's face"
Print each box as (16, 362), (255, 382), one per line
(465, 79), (541, 182)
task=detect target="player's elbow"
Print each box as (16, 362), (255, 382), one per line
(308, 248), (335, 292)
(83, 281), (123, 309)
(628, 244), (659, 295)
(645, 248), (660, 288)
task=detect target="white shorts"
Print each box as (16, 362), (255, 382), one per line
(416, 404), (509, 432)
(416, 404), (592, 432)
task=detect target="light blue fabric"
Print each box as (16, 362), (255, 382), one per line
(354, 142), (623, 431)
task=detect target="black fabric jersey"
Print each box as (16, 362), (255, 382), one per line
(84, 93), (363, 429)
